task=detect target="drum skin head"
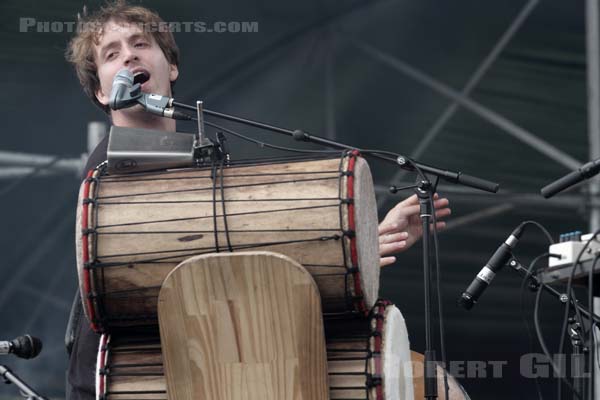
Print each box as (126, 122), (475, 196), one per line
(382, 305), (414, 400)
(352, 157), (380, 311)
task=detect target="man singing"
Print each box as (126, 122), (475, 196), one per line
(65, 1), (451, 398)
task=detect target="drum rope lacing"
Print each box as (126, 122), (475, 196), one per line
(98, 301), (389, 400)
(82, 153), (366, 328)
(98, 334), (167, 400)
(326, 299), (390, 400)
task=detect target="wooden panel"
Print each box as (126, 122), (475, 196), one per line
(157, 252), (328, 400)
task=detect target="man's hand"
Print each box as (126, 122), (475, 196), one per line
(378, 193), (451, 267)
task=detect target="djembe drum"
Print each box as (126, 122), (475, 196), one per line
(77, 152), (379, 332)
(96, 301), (469, 400)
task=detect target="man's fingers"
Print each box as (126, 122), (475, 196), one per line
(403, 194), (419, 205)
(379, 231), (408, 244)
(379, 241), (407, 256)
(433, 198), (449, 209)
(434, 207), (451, 219)
(399, 204), (420, 217)
(380, 256), (397, 267)
(378, 222), (401, 235)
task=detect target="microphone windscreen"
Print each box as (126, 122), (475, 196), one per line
(12, 335), (42, 359)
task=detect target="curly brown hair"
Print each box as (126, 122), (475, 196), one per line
(65, 0), (180, 114)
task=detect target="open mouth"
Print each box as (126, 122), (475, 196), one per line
(133, 70), (150, 85)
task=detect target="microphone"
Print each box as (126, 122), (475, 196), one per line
(0, 335), (42, 359)
(459, 224), (526, 310)
(108, 68), (191, 120)
(541, 157), (600, 198)
(109, 68), (138, 110)
(136, 92), (192, 120)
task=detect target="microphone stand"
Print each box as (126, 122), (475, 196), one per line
(1, 365), (48, 400)
(509, 259), (600, 400)
(508, 258), (600, 324)
(172, 101), (499, 192)
(166, 98), (500, 400)
(416, 179), (439, 399)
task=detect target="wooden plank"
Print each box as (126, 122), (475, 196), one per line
(157, 251), (329, 400)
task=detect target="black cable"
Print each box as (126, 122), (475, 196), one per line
(218, 157), (233, 252)
(595, 321), (600, 374)
(203, 118), (432, 184)
(520, 253), (551, 400)
(558, 229), (600, 399)
(210, 161), (220, 253)
(588, 253), (600, 400)
(533, 280), (582, 400)
(519, 220), (555, 245)
(429, 193), (449, 400)
(203, 120), (341, 155)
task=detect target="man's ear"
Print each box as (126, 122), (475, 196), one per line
(96, 86), (109, 106)
(169, 63), (179, 82)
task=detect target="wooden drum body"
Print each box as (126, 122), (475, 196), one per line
(77, 153), (379, 331)
(96, 302), (469, 400)
(96, 300), (411, 400)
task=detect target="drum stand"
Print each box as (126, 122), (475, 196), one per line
(1, 365), (48, 400)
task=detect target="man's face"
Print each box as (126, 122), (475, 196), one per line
(94, 19), (178, 108)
